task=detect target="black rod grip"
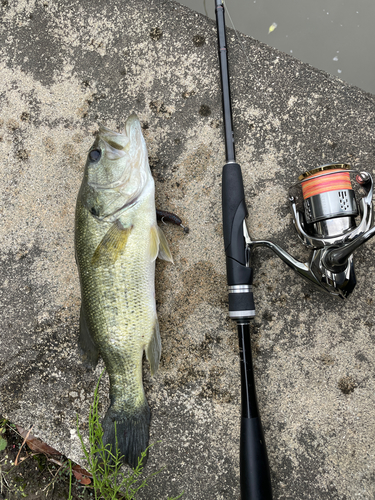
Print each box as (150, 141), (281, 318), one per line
(222, 163), (255, 317)
(222, 162), (247, 263)
(228, 290), (255, 318)
(240, 417), (273, 500)
(239, 323), (272, 499)
(222, 162), (254, 308)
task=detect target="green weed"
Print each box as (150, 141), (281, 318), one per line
(0, 418), (8, 452)
(76, 371), (183, 500)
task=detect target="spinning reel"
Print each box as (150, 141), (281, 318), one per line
(248, 164), (375, 298)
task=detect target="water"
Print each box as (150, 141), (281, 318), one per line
(178, 0), (375, 95)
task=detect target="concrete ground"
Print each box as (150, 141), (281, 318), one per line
(1, 0), (375, 498)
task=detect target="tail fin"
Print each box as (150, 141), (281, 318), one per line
(102, 402), (151, 469)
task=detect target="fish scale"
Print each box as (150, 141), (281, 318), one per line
(76, 191), (156, 408)
(75, 114), (172, 467)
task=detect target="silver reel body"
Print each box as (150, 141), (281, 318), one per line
(247, 164), (374, 298)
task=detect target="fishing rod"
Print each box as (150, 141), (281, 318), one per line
(215, 0), (375, 496)
(214, 1), (273, 498)
(212, 8), (375, 302)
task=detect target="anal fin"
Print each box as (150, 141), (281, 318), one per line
(78, 304), (99, 369)
(145, 318), (161, 376)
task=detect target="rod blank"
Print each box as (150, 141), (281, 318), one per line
(215, 0), (236, 163)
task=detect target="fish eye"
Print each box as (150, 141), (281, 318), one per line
(89, 149), (101, 162)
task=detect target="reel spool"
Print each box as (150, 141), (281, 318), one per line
(300, 166), (357, 237)
(248, 163), (374, 298)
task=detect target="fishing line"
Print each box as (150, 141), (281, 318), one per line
(223, 0), (252, 69)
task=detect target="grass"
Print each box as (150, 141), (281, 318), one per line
(0, 373), (183, 499)
(0, 418), (8, 453)
(75, 371), (184, 500)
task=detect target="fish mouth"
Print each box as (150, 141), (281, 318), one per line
(98, 126), (127, 160)
(97, 114), (140, 155)
(124, 113), (140, 135)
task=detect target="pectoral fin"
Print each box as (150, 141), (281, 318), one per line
(150, 225), (160, 262)
(91, 219), (132, 267)
(145, 318), (161, 376)
(149, 225), (173, 263)
(78, 304), (99, 369)
(157, 226), (173, 263)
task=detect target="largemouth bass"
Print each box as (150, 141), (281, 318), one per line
(75, 114), (172, 468)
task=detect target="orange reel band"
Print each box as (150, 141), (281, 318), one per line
(301, 170), (352, 200)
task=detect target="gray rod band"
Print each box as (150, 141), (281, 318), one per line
(229, 310), (256, 319)
(228, 285), (253, 293)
